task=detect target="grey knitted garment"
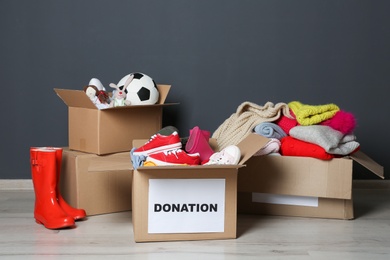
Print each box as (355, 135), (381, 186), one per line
(289, 125), (360, 155)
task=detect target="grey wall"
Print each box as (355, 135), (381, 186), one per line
(1, 0), (388, 179)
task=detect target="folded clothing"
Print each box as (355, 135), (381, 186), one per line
(275, 111), (299, 135)
(288, 101), (340, 126)
(320, 110), (356, 134)
(130, 148), (147, 170)
(253, 122), (287, 140)
(280, 136), (334, 160)
(289, 125), (360, 155)
(254, 138), (281, 156)
(328, 135), (360, 155)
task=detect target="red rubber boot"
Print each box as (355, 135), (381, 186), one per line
(52, 147), (87, 220)
(30, 148), (75, 229)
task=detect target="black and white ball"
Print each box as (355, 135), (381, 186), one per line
(116, 72), (159, 105)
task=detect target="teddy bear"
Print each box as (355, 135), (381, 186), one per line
(83, 85), (110, 109)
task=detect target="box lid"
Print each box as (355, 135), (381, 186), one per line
(235, 133), (270, 165)
(348, 151), (384, 179)
(54, 84), (172, 110)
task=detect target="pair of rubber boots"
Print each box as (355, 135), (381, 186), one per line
(30, 147), (86, 229)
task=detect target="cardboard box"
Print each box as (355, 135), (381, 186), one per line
(60, 148), (133, 216)
(131, 134), (268, 242)
(237, 149), (384, 220)
(55, 85), (176, 155)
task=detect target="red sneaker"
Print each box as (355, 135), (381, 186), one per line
(133, 131), (182, 156)
(146, 149), (200, 166)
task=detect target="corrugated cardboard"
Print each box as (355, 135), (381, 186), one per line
(237, 150), (384, 220)
(54, 85), (177, 155)
(60, 148), (133, 216)
(132, 133), (269, 242)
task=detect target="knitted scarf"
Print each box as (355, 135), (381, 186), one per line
(212, 101), (293, 150)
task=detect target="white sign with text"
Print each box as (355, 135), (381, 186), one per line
(148, 179), (226, 234)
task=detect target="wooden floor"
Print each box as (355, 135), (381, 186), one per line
(1, 184), (390, 259)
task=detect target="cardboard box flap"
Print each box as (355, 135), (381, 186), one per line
(348, 151), (384, 179)
(156, 84), (170, 104)
(63, 149), (132, 172)
(87, 154), (133, 172)
(54, 88), (97, 109)
(54, 84), (171, 109)
(236, 133), (270, 165)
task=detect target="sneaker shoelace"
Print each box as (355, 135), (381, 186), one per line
(145, 134), (157, 144)
(163, 149), (183, 159)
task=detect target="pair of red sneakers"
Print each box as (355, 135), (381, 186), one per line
(133, 130), (201, 166)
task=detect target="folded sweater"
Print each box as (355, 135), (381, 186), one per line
(288, 101), (340, 126)
(253, 122), (287, 140)
(280, 136), (334, 160)
(289, 125), (360, 155)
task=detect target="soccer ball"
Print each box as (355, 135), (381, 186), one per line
(116, 72), (159, 105)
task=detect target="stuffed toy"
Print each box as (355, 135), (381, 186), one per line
(83, 85), (110, 109)
(96, 90), (110, 106)
(109, 74), (133, 107)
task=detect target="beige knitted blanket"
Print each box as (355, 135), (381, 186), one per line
(212, 101), (293, 150)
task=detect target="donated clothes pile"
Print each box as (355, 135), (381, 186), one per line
(131, 100), (359, 168)
(213, 100), (359, 160)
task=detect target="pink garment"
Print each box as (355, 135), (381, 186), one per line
(254, 138), (281, 156)
(320, 110), (356, 134)
(186, 126), (214, 163)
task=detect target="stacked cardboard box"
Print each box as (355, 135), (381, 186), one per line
(60, 149), (133, 216)
(54, 85), (174, 155)
(55, 84), (175, 216)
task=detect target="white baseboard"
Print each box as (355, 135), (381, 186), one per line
(0, 179), (33, 190)
(0, 179), (388, 191)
